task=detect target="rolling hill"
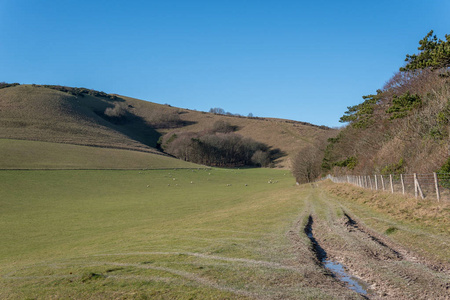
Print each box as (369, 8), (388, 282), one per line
(0, 84), (333, 169)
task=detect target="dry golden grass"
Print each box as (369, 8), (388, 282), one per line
(0, 85), (333, 168)
(0, 85), (160, 153)
(322, 181), (450, 232)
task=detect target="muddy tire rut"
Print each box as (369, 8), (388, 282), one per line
(296, 189), (450, 299)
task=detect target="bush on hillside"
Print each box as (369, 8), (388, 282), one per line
(211, 120), (237, 133)
(339, 93), (380, 128)
(292, 145), (323, 183)
(38, 84), (119, 100)
(437, 157), (450, 188)
(0, 82), (20, 89)
(165, 132), (271, 167)
(160, 121), (274, 167)
(386, 92), (422, 119)
(147, 110), (183, 129)
(381, 158), (405, 175)
(251, 150), (271, 167)
(102, 102), (129, 124)
(104, 102), (128, 118)
(209, 107), (226, 115)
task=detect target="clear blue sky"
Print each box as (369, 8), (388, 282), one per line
(1, 1), (449, 127)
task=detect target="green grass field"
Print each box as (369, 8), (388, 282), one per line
(0, 139), (200, 169)
(0, 168), (326, 299)
(2, 169), (448, 299)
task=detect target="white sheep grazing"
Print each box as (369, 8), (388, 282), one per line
(190, 181), (193, 184)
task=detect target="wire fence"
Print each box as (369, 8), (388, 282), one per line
(326, 172), (450, 202)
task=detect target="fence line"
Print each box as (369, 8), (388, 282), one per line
(325, 172), (450, 202)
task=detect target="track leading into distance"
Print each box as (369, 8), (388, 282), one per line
(294, 184), (449, 299)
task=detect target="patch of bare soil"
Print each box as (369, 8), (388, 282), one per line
(311, 209), (449, 299)
(286, 209), (366, 299)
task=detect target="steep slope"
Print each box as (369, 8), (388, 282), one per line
(0, 85), (161, 153)
(0, 84), (334, 168)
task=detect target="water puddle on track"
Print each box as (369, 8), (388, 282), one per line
(304, 216), (369, 296)
(323, 260), (368, 295)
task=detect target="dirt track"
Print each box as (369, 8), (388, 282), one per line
(292, 186), (450, 299)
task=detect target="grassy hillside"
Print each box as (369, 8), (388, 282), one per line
(0, 85), (161, 153)
(0, 84), (333, 169)
(0, 139), (201, 169)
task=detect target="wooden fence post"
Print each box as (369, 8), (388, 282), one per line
(400, 174), (405, 195)
(374, 175), (378, 190)
(414, 173), (418, 198)
(414, 173), (424, 199)
(390, 174), (394, 194)
(369, 176), (373, 190)
(381, 175), (385, 191)
(433, 172), (440, 202)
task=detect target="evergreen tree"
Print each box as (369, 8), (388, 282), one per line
(401, 30), (450, 71)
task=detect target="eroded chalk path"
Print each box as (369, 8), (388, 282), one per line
(298, 186), (450, 299)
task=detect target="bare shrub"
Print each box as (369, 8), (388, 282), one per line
(211, 120), (237, 133)
(251, 150), (270, 167)
(161, 131), (272, 167)
(148, 110), (182, 128)
(292, 145), (322, 183)
(104, 102), (127, 118)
